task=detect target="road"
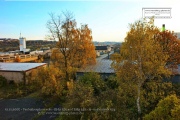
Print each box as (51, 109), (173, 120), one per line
(0, 98), (60, 120)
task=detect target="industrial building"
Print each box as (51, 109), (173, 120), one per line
(0, 63), (47, 84)
(76, 52), (115, 80)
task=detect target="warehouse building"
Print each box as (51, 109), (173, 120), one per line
(76, 52), (115, 80)
(0, 63), (47, 84)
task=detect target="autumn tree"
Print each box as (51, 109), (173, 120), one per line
(155, 30), (180, 69)
(111, 18), (171, 119)
(47, 12), (96, 81)
(69, 24), (96, 68)
(27, 64), (65, 98)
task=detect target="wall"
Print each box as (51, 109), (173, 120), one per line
(96, 50), (108, 56)
(76, 72), (115, 80)
(0, 71), (24, 83)
(96, 51), (100, 57)
(0, 64), (47, 84)
(164, 75), (180, 83)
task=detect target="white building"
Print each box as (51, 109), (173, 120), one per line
(19, 37), (26, 52)
(19, 36), (30, 53)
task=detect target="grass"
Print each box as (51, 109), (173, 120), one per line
(24, 90), (42, 98)
(0, 84), (19, 99)
(0, 83), (42, 99)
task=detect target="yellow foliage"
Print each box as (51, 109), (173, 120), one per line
(27, 64), (65, 97)
(67, 79), (74, 91)
(50, 21), (96, 80)
(144, 94), (180, 120)
(114, 18), (171, 82)
(112, 18), (171, 117)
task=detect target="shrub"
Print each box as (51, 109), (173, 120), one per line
(0, 75), (7, 87)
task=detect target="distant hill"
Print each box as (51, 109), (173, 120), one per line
(0, 39), (56, 52)
(93, 41), (121, 46)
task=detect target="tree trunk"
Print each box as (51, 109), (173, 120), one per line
(137, 54), (143, 120)
(64, 56), (69, 81)
(137, 83), (142, 120)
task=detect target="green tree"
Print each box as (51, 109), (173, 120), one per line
(172, 83), (180, 97)
(144, 94), (180, 120)
(141, 81), (174, 115)
(57, 73), (117, 120)
(58, 81), (96, 120)
(79, 72), (106, 95)
(116, 77), (138, 119)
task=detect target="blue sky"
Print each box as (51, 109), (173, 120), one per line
(0, 0), (180, 42)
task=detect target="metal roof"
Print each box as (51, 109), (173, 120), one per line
(0, 63), (46, 72)
(77, 52), (115, 73)
(95, 46), (108, 50)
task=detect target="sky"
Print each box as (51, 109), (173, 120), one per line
(0, 0), (180, 42)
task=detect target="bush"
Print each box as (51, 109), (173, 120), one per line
(27, 65), (65, 99)
(105, 75), (119, 89)
(0, 75), (7, 87)
(79, 72), (107, 95)
(144, 94), (180, 120)
(173, 83), (180, 97)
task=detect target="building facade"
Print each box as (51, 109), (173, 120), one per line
(0, 63), (47, 84)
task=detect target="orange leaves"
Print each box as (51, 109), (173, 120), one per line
(156, 30), (180, 65)
(48, 12), (96, 80)
(69, 24), (96, 68)
(15, 56), (21, 62)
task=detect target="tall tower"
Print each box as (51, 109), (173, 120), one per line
(19, 35), (26, 52)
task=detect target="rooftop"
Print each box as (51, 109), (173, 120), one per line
(77, 52), (115, 73)
(0, 63), (46, 72)
(95, 46), (108, 50)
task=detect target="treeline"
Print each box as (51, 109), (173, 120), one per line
(0, 40), (56, 52)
